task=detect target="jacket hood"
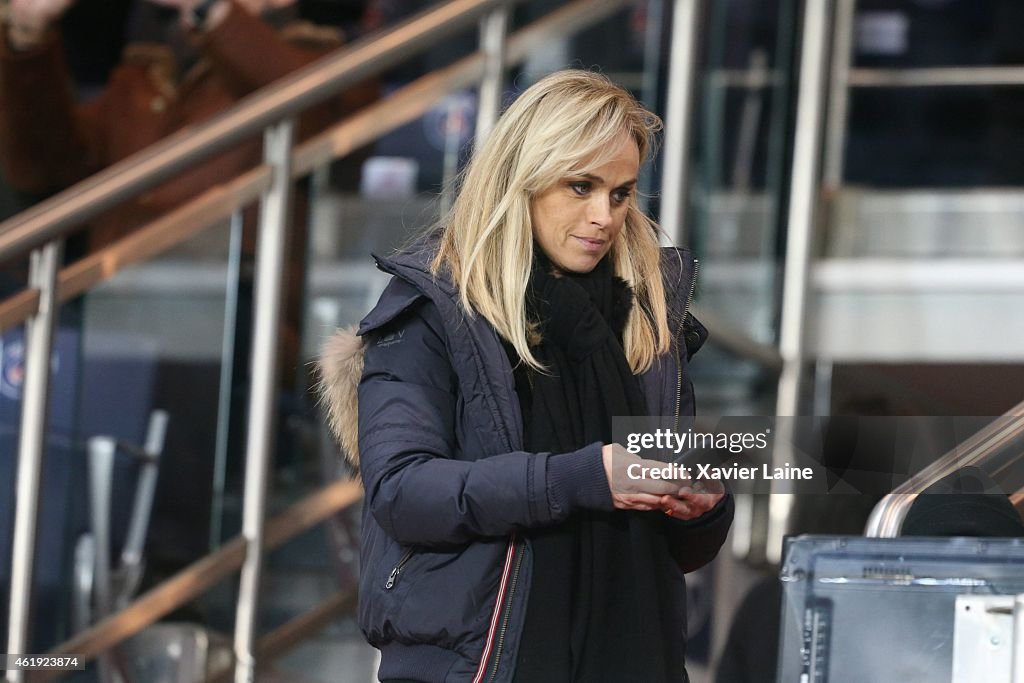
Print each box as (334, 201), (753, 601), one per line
(316, 325), (364, 469)
(317, 237), (702, 469)
(316, 241), (437, 469)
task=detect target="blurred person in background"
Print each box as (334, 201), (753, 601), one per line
(0, 0), (377, 382)
(0, 0), (376, 249)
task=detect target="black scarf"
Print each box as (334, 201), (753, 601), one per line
(509, 253), (687, 683)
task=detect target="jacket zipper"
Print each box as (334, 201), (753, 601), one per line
(485, 541), (524, 683)
(471, 537), (520, 683)
(385, 548), (416, 590)
(674, 257), (699, 421)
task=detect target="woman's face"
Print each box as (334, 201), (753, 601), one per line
(530, 135), (640, 273)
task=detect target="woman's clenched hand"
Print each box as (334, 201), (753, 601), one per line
(601, 443), (725, 519)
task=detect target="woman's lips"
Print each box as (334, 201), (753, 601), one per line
(573, 236), (606, 253)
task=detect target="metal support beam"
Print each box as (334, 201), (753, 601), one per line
(1013, 594), (1024, 683)
(120, 411), (168, 595)
(768, 0), (833, 564)
(233, 119), (295, 683)
(822, 0), (856, 188)
(5, 240), (62, 683)
(211, 211), (245, 552)
(476, 6), (510, 144)
(86, 437), (118, 683)
(659, 0), (702, 246)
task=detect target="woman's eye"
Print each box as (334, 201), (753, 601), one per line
(612, 189), (632, 204)
(569, 181), (591, 195)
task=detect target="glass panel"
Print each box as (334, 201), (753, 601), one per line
(71, 219), (237, 660)
(687, 0), (800, 415)
(81, 219), (236, 529)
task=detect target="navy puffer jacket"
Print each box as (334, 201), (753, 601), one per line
(323, 236), (733, 683)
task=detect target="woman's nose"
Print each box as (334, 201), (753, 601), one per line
(588, 195), (613, 228)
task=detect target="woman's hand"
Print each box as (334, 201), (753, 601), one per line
(601, 443), (725, 518)
(601, 443), (686, 511)
(659, 480), (726, 521)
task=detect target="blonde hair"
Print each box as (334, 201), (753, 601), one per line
(431, 69), (671, 373)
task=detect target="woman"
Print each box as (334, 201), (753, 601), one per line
(321, 70), (733, 683)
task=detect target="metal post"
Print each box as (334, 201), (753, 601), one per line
(731, 49), (768, 190)
(86, 437), (118, 683)
(767, 0), (833, 564)
(5, 240), (62, 683)
(119, 410), (168, 600)
(211, 211), (245, 551)
(87, 438), (116, 620)
(475, 6), (509, 145)
(640, 0), (665, 116)
(822, 0), (857, 188)
(762, 0), (798, 260)
(233, 119), (295, 683)
(659, 0), (702, 246)
(1012, 593), (1024, 683)
(813, 358), (834, 417)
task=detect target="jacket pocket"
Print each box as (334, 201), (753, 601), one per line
(359, 522), (428, 642)
(359, 518), (508, 658)
(384, 547), (418, 590)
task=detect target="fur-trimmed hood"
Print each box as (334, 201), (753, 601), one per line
(316, 325), (365, 469)
(316, 236), (442, 471)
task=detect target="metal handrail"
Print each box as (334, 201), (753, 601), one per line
(865, 399), (1024, 537)
(0, 167), (271, 333)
